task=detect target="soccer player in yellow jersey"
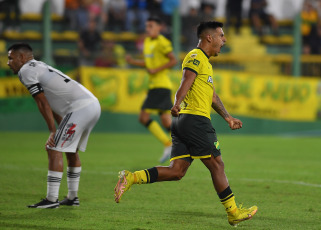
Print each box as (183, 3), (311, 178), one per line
(115, 21), (257, 226)
(126, 16), (177, 163)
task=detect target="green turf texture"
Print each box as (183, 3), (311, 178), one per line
(0, 132), (320, 230)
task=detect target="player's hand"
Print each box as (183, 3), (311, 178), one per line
(171, 104), (181, 117)
(147, 68), (158, 75)
(227, 117), (243, 130)
(46, 132), (56, 150)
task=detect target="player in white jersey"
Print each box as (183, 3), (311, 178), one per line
(7, 43), (101, 208)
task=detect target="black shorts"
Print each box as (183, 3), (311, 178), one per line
(170, 114), (221, 163)
(141, 88), (173, 111)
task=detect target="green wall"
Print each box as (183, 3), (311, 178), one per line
(1, 108), (321, 136)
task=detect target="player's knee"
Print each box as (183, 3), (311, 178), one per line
(139, 116), (150, 126)
(138, 116), (145, 124)
(172, 169), (186, 181)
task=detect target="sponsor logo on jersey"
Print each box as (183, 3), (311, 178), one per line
(207, 75), (213, 84)
(190, 53), (197, 58)
(193, 59), (200, 66)
(180, 101), (188, 110)
(61, 123), (77, 147)
(144, 54), (154, 58)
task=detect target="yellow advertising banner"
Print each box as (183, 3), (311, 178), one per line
(0, 77), (29, 98)
(1, 67), (319, 121)
(80, 67), (320, 121)
(213, 71), (320, 121)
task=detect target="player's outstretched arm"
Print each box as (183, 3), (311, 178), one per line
(148, 52), (177, 74)
(212, 90), (242, 130)
(33, 92), (57, 147)
(125, 55), (146, 67)
(171, 69), (196, 117)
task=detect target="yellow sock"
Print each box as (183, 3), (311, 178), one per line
(133, 170), (148, 184)
(221, 195), (237, 214)
(147, 120), (171, 146)
(133, 167), (159, 184)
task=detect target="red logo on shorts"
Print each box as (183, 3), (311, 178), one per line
(61, 123), (77, 147)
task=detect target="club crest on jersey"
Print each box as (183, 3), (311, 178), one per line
(193, 59), (200, 66)
(207, 75), (213, 84)
(61, 123), (77, 147)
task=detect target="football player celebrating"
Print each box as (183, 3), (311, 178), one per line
(114, 21), (258, 226)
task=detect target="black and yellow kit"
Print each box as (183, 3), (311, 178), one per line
(171, 48), (221, 162)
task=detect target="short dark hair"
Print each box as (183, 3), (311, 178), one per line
(197, 21), (224, 38)
(147, 16), (162, 25)
(7, 43), (33, 52)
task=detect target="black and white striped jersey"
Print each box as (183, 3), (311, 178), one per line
(18, 59), (97, 116)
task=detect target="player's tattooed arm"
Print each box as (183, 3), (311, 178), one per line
(212, 90), (243, 130)
(212, 93), (230, 119)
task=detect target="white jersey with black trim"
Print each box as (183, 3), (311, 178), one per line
(18, 59), (98, 117)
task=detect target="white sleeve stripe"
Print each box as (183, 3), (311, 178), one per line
(27, 83), (43, 96)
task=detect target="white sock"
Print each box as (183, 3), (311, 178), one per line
(67, 167), (81, 200)
(47, 170), (63, 202)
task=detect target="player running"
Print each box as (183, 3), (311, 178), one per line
(7, 43), (101, 208)
(126, 16), (177, 163)
(114, 21), (257, 226)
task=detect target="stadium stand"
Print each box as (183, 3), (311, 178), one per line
(0, 0), (321, 78)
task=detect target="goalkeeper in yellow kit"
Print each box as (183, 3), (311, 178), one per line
(126, 16), (177, 163)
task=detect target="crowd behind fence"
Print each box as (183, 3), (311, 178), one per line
(0, 0), (321, 77)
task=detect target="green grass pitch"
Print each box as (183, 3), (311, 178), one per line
(0, 132), (320, 229)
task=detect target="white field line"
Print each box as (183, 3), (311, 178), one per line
(1, 164), (321, 188)
(237, 178), (321, 188)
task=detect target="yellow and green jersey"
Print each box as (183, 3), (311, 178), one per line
(180, 48), (214, 119)
(143, 34), (173, 90)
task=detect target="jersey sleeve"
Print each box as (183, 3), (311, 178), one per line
(182, 54), (201, 75)
(160, 37), (173, 55)
(20, 68), (44, 97)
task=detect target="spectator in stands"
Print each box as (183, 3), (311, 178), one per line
(301, 0), (320, 54)
(95, 40), (126, 68)
(78, 19), (102, 66)
(64, 0), (80, 31)
(200, 0), (216, 22)
(160, 0), (179, 28)
(182, 7), (201, 51)
(225, 0), (243, 35)
(249, 0), (279, 36)
(0, 0), (21, 32)
(125, 0), (149, 33)
(77, 0), (90, 31)
(147, 0), (161, 16)
(88, 0), (107, 31)
(107, 0), (127, 32)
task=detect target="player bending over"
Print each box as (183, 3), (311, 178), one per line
(7, 43), (101, 208)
